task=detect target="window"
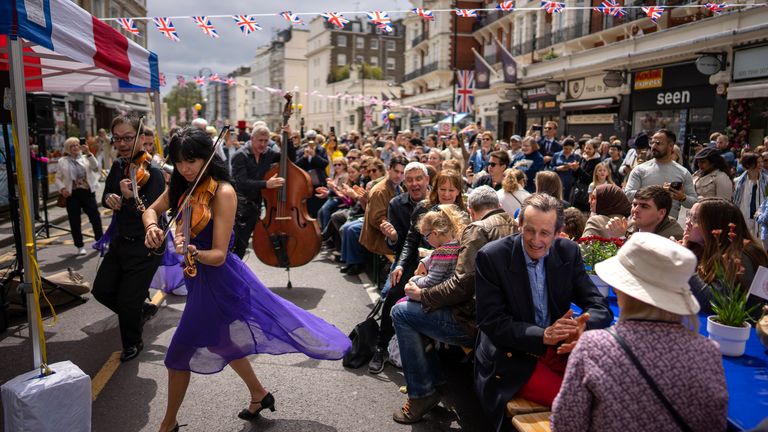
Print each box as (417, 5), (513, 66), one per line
(370, 57), (379, 66)
(387, 40), (396, 51)
(356, 37), (365, 49)
(109, 5), (120, 30)
(386, 57), (395, 71)
(337, 35), (347, 47)
(92, 0), (104, 17)
(371, 39), (379, 50)
(337, 53), (347, 65)
(356, 55), (364, 64)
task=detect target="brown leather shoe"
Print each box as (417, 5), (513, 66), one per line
(392, 392), (442, 424)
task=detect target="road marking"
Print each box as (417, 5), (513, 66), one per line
(91, 351), (122, 401)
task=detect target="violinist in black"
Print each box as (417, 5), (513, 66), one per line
(92, 115), (165, 362)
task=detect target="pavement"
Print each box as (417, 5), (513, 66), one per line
(0, 190), (490, 431)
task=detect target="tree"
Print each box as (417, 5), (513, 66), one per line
(163, 83), (204, 125)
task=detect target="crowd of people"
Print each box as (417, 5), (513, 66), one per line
(50, 114), (768, 431)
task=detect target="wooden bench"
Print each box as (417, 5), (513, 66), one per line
(511, 412), (552, 432)
(505, 397), (548, 417)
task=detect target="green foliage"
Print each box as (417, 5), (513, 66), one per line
(542, 49), (559, 61)
(327, 63), (385, 83)
(709, 261), (760, 327)
(67, 123), (80, 138)
(578, 236), (623, 275)
(163, 83), (204, 124)
(328, 64), (350, 83)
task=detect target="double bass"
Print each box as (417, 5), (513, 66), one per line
(252, 94), (321, 287)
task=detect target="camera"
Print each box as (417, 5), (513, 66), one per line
(330, 126), (335, 134)
(670, 181), (683, 191)
(532, 125), (543, 132)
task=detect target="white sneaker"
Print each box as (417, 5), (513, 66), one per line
(77, 247), (87, 256)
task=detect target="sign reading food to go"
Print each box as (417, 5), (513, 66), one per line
(634, 69), (663, 90)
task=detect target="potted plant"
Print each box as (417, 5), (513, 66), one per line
(577, 236), (624, 297)
(705, 225), (759, 357)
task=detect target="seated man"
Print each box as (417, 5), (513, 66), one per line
(391, 186), (517, 424)
(606, 184), (684, 240)
(475, 193), (613, 432)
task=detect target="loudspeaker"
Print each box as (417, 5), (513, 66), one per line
(26, 93), (55, 134)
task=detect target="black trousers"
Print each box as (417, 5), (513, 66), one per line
(92, 237), (162, 349)
(233, 199), (259, 258)
(377, 259), (418, 350)
(66, 188), (104, 247)
(323, 208), (351, 250)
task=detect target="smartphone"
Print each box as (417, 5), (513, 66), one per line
(330, 126), (336, 134)
(532, 125), (543, 132)
(670, 181), (683, 191)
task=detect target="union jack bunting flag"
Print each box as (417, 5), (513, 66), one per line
(594, 0), (626, 17)
(496, 2), (516, 11)
(153, 17), (180, 42)
(367, 11), (392, 33)
(194, 76), (206, 86)
(541, 1), (565, 13)
(455, 70), (475, 113)
(642, 6), (665, 23)
(177, 75), (186, 87)
(225, 77), (236, 87)
(117, 18), (140, 35)
(321, 12), (350, 29)
(209, 73), (221, 82)
(232, 15), (261, 34)
(192, 16), (219, 38)
(411, 8), (435, 21)
(159, 73), (166, 87)
(363, 106), (374, 129)
(280, 11), (304, 25)
(704, 3), (727, 14)
(454, 9), (478, 18)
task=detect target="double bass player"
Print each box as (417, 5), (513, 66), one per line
(231, 123), (296, 258)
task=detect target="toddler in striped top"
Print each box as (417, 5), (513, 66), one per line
(409, 204), (466, 293)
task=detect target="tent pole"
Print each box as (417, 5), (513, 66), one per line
(153, 91), (163, 154)
(8, 37), (43, 368)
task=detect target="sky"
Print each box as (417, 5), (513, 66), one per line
(146, 0), (413, 96)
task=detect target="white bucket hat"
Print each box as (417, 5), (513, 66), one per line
(595, 232), (700, 316)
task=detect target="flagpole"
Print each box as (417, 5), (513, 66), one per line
(471, 47), (501, 78)
(451, 1), (457, 131)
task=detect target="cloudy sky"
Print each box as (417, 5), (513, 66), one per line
(146, 0), (413, 95)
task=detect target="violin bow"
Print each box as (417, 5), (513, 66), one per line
(128, 116), (146, 211)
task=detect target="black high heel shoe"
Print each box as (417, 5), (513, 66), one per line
(237, 392), (276, 421)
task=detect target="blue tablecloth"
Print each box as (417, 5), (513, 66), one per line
(572, 289), (768, 430)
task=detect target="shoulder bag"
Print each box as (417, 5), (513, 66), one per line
(342, 298), (383, 369)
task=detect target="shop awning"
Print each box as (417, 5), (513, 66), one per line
(94, 96), (150, 112)
(727, 82), (768, 100)
(561, 98), (617, 110)
(437, 113), (469, 124)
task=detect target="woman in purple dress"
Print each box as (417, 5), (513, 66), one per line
(143, 128), (351, 432)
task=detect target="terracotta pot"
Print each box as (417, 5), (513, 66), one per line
(707, 316), (750, 357)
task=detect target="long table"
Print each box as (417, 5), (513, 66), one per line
(572, 291), (768, 430)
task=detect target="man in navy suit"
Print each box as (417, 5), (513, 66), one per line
(537, 121), (562, 166)
(474, 193), (613, 431)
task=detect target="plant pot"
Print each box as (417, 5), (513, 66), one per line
(706, 316), (751, 357)
(589, 274), (610, 297)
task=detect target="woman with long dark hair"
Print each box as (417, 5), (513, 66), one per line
(143, 128), (350, 432)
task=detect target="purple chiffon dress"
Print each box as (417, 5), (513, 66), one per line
(164, 221), (351, 374)
(93, 216), (186, 294)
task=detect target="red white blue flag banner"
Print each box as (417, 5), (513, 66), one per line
(321, 12), (350, 29)
(367, 11), (393, 32)
(153, 17), (180, 41)
(642, 6), (665, 23)
(177, 75), (186, 87)
(192, 16), (219, 38)
(117, 18), (140, 35)
(704, 3), (727, 14)
(497, 2), (516, 12)
(194, 76), (206, 86)
(159, 73), (166, 86)
(594, 0), (626, 17)
(541, 2), (566, 14)
(412, 8), (435, 21)
(280, 11), (304, 26)
(455, 70), (475, 113)
(232, 15), (261, 34)
(455, 9), (478, 18)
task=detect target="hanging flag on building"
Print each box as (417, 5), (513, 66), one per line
(703, 3), (726, 14)
(540, 2), (565, 14)
(455, 70), (475, 113)
(280, 11), (304, 25)
(454, 9), (478, 18)
(177, 75), (186, 87)
(495, 38), (517, 84)
(232, 15), (262, 34)
(153, 17), (180, 42)
(472, 49), (491, 90)
(192, 16), (219, 38)
(411, 8), (435, 21)
(321, 12), (350, 29)
(364, 106), (374, 129)
(117, 18), (140, 35)
(496, 2), (516, 12)
(159, 73), (166, 86)
(594, 0), (626, 17)
(642, 6), (665, 23)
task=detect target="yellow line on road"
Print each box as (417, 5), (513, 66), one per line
(91, 351), (122, 401)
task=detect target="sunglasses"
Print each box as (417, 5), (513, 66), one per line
(347, 156), (358, 161)
(112, 135), (136, 143)
(367, 169), (377, 174)
(488, 162), (500, 167)
(333, 163), (345, 167)
(544, 127), (553, 130)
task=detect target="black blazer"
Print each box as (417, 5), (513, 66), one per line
(474, 234), (613, 431)
(537, 137), (562, 157)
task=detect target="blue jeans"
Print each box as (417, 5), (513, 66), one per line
(318, 197), (342, 231)
(381, 261), (397, 298)
(391, 301), (474, 399)
(340, 219), (364, 265)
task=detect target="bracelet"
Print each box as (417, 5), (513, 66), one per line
(145, 222), (158, 232)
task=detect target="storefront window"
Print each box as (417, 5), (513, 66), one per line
(632, 108), (713, 141)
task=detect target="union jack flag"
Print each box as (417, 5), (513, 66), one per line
(225, 77), (237, 87)
(159, 73), (166, 87)
(496, 2), (516, 11)
(192, 16), (219, 38)
(280, 11), (304, 26)
(704, 3), (727, 14)
(321, 12), (350, 29)
(152, 17), (180, 42)
(455, 9), (478, 18)
(642, 6), (665, 23)
(232, 15), (261, 34)
(594, 0), (626, 17)
(117, 18), (140, 35)
(411, 8), (435, 21)
(363, 106), (374, 129)
(455, 70), (475, 113)
(194, 76), (206, 86)
(209, 73), (221, 82)
(367, 11), (392, 33)
(541, 1), (565, 13)
(177, 75), (186, 87)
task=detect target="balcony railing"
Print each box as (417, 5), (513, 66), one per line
(402, 61), (441, 82)
(411, 33), (427, 47)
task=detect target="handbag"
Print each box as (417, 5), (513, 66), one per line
(56, 194), (67, 208)
(606, 328), (693, 432)
(342, 298), (383, 369)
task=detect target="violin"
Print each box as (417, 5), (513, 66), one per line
(178, 175), (218, 277)
(124, 116), (152, 212)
